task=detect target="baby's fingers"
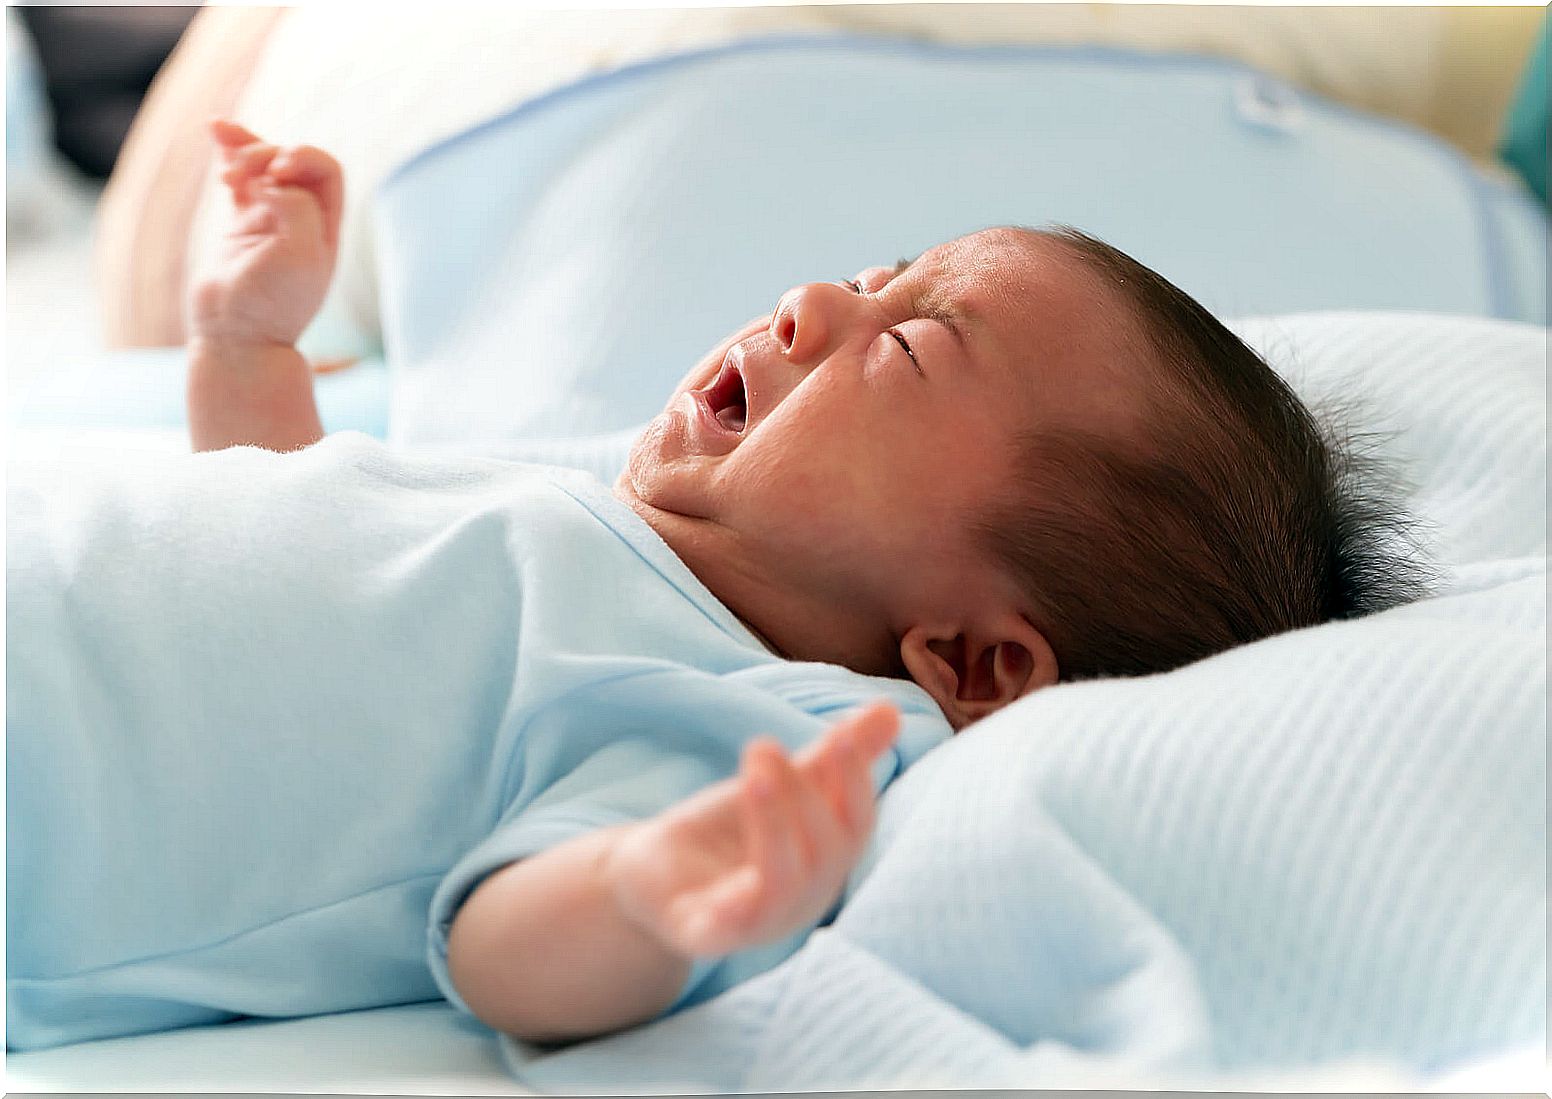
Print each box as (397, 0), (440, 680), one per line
(223, 142), (278, 175)
(267, 145), (343, 249)
(667, 866), (762, 956)
(210, 119), (272, 177)
(841, 701), (902, 761)
(799, 702), (900, 769)
(798, 702), (899, 832)
(755, 739), (852, 877)
(220, 144), (279, 207)
(228, 199), (279, 240)
(209, 118), (263, 149)
(740, 741), (804, 893)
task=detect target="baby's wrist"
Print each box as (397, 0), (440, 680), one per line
(595, 823), (699, 962)
(186, 337), (323, 453)
(187, 335), (302, 367)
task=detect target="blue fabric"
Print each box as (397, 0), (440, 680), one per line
(375, 36), (1550, 449)
(5, 433), (950, 1051)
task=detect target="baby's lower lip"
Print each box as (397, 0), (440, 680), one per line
(686, 389), (742, 455)
(693, 388), (724, 428)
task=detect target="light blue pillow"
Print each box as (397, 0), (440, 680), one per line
(375, 36), (1549, 447)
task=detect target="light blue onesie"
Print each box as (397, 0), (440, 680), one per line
(6, 432), (951, 1051)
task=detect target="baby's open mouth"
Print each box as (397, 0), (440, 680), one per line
(706, 359), (748, 434)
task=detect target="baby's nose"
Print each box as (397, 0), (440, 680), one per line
(771, 305), (798, 353)
(771, 282), (856, 363)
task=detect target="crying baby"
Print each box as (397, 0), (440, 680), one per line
(4, 121), (1417, 1052)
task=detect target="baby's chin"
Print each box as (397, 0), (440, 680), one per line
(616, 410), (737, 529)
(617, 414), (684, 501)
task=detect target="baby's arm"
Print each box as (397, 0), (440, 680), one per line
(445, 702), (900, 1043)
(186, 120), (341, 452)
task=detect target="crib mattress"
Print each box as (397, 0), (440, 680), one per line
(3, 1001), (526, 1094)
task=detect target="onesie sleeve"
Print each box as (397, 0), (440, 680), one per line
(426, 661), (952, 1019)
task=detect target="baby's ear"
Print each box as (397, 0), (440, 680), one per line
(898, 619), (1057, 731)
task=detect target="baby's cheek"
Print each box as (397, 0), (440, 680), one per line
(795, 460), (876, 530)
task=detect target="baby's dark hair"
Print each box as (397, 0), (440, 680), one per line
(976, 226), (1430, 681)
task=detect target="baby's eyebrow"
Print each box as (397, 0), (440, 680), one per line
(922, 298), (968, 351)
(890, 254), (970, 352)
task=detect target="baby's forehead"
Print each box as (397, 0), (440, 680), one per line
(934, 227), (1082, 282)
(896, 230), (1081, 312)
(908, 228), (1169, 434)
(908, 229), (1132, 345)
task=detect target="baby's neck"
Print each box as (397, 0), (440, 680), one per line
(732, 615), (784, 657)
(619, 492), (901, 678)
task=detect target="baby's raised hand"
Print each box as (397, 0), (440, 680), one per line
(607, 702), (900, 960)
(188, 120), (342, 351)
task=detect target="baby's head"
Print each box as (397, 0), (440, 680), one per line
(620, 227), (1422, 728)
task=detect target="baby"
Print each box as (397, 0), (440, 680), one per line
(5, 123), (1413, 1052)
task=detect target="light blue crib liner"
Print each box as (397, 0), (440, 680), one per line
(381, 33), (1544, 337)
(14, 36), (1546, 442)
(372, 34), (1547, 445)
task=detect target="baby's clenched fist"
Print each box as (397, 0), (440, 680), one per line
(188, 119), (343, 352)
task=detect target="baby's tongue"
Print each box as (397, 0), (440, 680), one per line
(716, 406), (746, 433)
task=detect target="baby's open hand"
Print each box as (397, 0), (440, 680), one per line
(606, 702), (900, 960)
(188, 120), (342, 351)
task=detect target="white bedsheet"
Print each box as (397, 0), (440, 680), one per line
(4, 1002), (526, 1094)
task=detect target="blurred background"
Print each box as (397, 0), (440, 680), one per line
(8, 6), (197, 380)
